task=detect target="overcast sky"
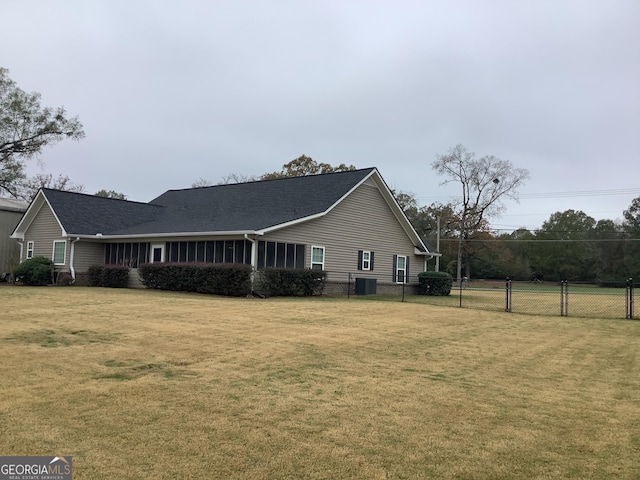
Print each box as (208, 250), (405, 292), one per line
(2, 0), (639, 231)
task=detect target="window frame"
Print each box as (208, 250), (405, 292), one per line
(394, 254), (408, 284)
(311, 245), (325, 270)
(26, 241), (34, 259)
(52, 240), (66, 265)
(358, 250), (374, 271)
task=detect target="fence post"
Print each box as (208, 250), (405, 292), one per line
(402, 278), (405, 302)
(348, 272), (352, 299)
(505, 277), (512, 312)
(626, 278), (634, 319)
(560, 280), (569, 317)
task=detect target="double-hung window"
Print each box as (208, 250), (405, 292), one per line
(358, 250), (374, 271)
(393, 255), (409, 284)
(311, 246), (325, 270)
(53, 240), (66, 265)
(26, 241), (34, 259)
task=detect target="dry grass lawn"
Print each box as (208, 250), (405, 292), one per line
(1, 285), (639, 479)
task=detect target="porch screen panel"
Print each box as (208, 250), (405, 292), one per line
(196, 242), (205, 262)
(256, 241), (306, 270)
(214, 241), (224, 263)
(244, 240), (252, 264)
(295, 245), (305, 269)
(286, 244), (295, 268)
(187, 242), (196, 262)
(178, 242), (187, 262)
(275, 243), (286, 268)
(234, 240), (245, 264)
(257, 241), (266, 269)
(266, 242), (276, 267)
(205, 241), (214, 262)
(131, 243), (139, 267)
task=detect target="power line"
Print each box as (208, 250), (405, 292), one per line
(515, 188), (640, 200)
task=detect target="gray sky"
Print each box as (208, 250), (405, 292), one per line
(2, 0), (639, 232)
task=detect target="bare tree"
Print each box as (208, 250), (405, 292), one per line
(432, 144), (529, 283)
(15, 173), (85, 201)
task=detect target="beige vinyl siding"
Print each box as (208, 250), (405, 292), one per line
(262, 183), (425, 283)
(74, 241), (106, 272)
(22, 204), (66, 265)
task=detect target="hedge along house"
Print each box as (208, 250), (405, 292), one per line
(11, 168), (438, 292)
(1, 198), (28, 280)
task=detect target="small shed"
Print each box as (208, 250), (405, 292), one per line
(0, 198), (28, 279)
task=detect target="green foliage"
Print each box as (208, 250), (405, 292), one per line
(14, 256), (53, 286)
(95, 189), (127, 200)
(260, 155), (356, 180)
(139, 263), (252, 297)
(88, 265), (130, 288)
(258, 268), (327, 297)
(417, 271), (453, 296)
(0, 68), (84, 198)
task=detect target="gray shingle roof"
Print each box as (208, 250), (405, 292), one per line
(44, 168), (376, 236)
(42, 189), (164, 235)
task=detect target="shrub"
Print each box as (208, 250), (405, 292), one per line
(258, 268), (326, 297)
(14, 256), (53, 286)
(138, 263), (252, 297)
(88, 265), (130, 288)
(417, 271), (453, 296)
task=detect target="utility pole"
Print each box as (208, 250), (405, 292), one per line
(436, 216), (441, 272)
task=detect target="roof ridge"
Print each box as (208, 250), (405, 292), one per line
(42, 188), (158, 207)
(161, 167), (377, 194)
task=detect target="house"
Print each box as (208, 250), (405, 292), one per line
(11, 168), (438, 292)
(1, 198), (28, 280)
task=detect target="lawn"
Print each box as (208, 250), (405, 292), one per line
(1, 286), (639, 479)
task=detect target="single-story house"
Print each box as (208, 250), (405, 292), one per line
(11, 168), (438, 293)
(1, 198), (28, 280)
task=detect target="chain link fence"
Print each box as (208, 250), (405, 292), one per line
(328, 271), (638, 320)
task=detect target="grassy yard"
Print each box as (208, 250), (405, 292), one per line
(1, 286), (639, 479)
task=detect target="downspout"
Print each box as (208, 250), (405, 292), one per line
(69, 237), (81, 284)
(244, 234), (257, 294)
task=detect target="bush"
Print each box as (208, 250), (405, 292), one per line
(417, 271), (453, 296)
(258, 268), (326, 297)
(88, 265), (130, 288)
(14, 256), (53, 286)
(138, 263), (252, 297)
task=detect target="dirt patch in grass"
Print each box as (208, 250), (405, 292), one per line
(0, 286), (639, 479)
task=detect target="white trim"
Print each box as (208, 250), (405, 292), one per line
(396, 255), (407, 284)
(52, 240), (66, 265)
(311, 245), (325, 270)
(150, 243), (165, 263)
(362, 250), (371, 271)
(26, 241), (34, 259)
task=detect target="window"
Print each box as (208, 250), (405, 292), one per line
(53, 240), (66, 265)
(393, 255), (409, 283)
(358, 250), (374, 271)
(311, 246), (325, 270)
(26, 241), (34, 259)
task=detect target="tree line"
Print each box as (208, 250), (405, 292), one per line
(404, 197), (640, 284)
